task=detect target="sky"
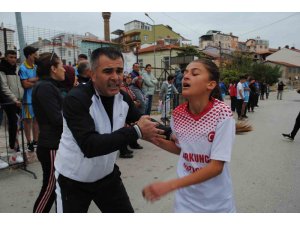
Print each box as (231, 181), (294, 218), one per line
(1, 12), (300, 49)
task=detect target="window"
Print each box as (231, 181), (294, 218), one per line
(163, 56), (170, 69)
(144, 35), (148, 41)
(138, 59), (143, 68)
(68, 50), (71, 57)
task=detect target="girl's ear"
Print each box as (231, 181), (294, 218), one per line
(207, 80), (217, 91)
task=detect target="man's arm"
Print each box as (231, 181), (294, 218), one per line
(63, 94), (140, 158)
(0, 71), (18, 102)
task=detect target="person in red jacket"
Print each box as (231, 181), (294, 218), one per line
(228, 80), (237, 112)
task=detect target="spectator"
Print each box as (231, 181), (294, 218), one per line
(0, 50), (24, 162)
(142, 64), (158, 115)
(277, 81), (285, 100)
(228, 80), (237, 112)
(236, 75), (247, 120)
(74, 53), (88, 76)
(19, 46), (39, 152)
(159, 75), (178, 124)
(32, 52), (65, 213)
(77, 60), (91, 84)
(60, 65), (77, 98)
(173, 68), (183, 108)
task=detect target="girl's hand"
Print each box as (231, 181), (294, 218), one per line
(142, 181), (173, 202)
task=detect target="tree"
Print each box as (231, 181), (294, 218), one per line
(221, 51), (282, 85)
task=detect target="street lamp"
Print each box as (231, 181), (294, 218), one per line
(145, 13), (156, 77)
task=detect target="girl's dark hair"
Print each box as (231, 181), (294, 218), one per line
(60, 65), (75, 92)
(191, 59), (222, 101)
(36, 52), (60, 79)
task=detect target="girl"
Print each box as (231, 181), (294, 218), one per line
(32, 52), (65, 212)
(143, 59), (236, 212)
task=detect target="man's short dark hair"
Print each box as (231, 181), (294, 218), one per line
(145, 64), (151, 68)
(167, 75), (175, 81)
(23, 46), (39, 58)
(90, 47), (124, 71)
(239, 75), (247, 80)
(78, 54), (88, 60)
(5, 50), (17, 57)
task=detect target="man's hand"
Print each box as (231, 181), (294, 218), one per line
(136, 115), (165, 142)
(15, 100), (22, 108)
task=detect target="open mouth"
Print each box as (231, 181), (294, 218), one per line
(182, 83), (191, 88)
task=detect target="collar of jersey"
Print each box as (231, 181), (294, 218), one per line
(24, 60), (34, 69)
(186, 98), (215, 121)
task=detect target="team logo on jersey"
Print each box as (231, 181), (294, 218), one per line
(207, 131), (215, 142)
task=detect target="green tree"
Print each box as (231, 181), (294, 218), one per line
(221, 52), (282, 85)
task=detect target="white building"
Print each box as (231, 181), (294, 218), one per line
(0, 26), (15, 55)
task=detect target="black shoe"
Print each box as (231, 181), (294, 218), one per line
(242, 115), (248, 118)
(27, 142), (34, 152)
(129, 144), (143, 149)
(32, 140), (38, 148)
(119, 152), (134, 158)
(282, 133), (294, 141)
(126, 149), (133, 154)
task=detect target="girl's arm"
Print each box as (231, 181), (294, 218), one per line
(143, 159), (224, 202)
(152, 137), (181, 155)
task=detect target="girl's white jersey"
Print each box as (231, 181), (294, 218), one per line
(171, 98), (236, 213)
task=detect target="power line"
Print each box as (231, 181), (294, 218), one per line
(160, 12), (199, 36)
(239, 12), (300, 37)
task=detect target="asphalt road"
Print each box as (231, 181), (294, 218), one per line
(0, 90), (299, 213)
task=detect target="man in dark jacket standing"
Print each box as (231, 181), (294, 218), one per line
(54, 47), (165, 213)
(0, 50), (24, 156)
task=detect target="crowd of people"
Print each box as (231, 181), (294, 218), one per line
(0, 45), (297, 213)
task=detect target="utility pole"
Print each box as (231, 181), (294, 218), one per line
(219, 41), (222, 71)
(145, 13), (156, 77)
(15, 12), (26, 62)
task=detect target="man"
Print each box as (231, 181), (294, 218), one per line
(142, 64), (158, 115)
(74, 53), (88, 76)
(173, 68), (183, 108)
(130, 63), (140, 79)
(77, 60), (91, 84)
(54, 47), (165, 213)
(18, 46), (39, 152)
(159, 75), (178, 124)
(236, 75), (246, 120)
(0, 50), (24, 158)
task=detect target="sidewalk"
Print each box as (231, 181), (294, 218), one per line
(0, 90), (299, 213)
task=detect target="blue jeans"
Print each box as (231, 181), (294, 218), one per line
(144, 95), (153, 115)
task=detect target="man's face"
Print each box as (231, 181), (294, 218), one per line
(145, 66), (152, 73)
(6, 54), (17, 66)
(29, 52), (39, 62)
(78, 57), (86, 64)
(91, 55), (124, 97)
(133, 64), (139, 72)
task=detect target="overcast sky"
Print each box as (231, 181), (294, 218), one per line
(1, 12), (300, 49)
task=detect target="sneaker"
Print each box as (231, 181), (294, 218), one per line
(16, 153), (24, 163)
(282, 133), (294, 141)
(0, 159), (9, 169)
(9, 152), (24, 164)
(27, 142), (34, 152)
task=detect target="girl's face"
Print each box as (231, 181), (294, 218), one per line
(51, 59), (65, 81)
(182, 62), (216, 99)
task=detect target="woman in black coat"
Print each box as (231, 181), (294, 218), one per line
(32, 52), (65, 213)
